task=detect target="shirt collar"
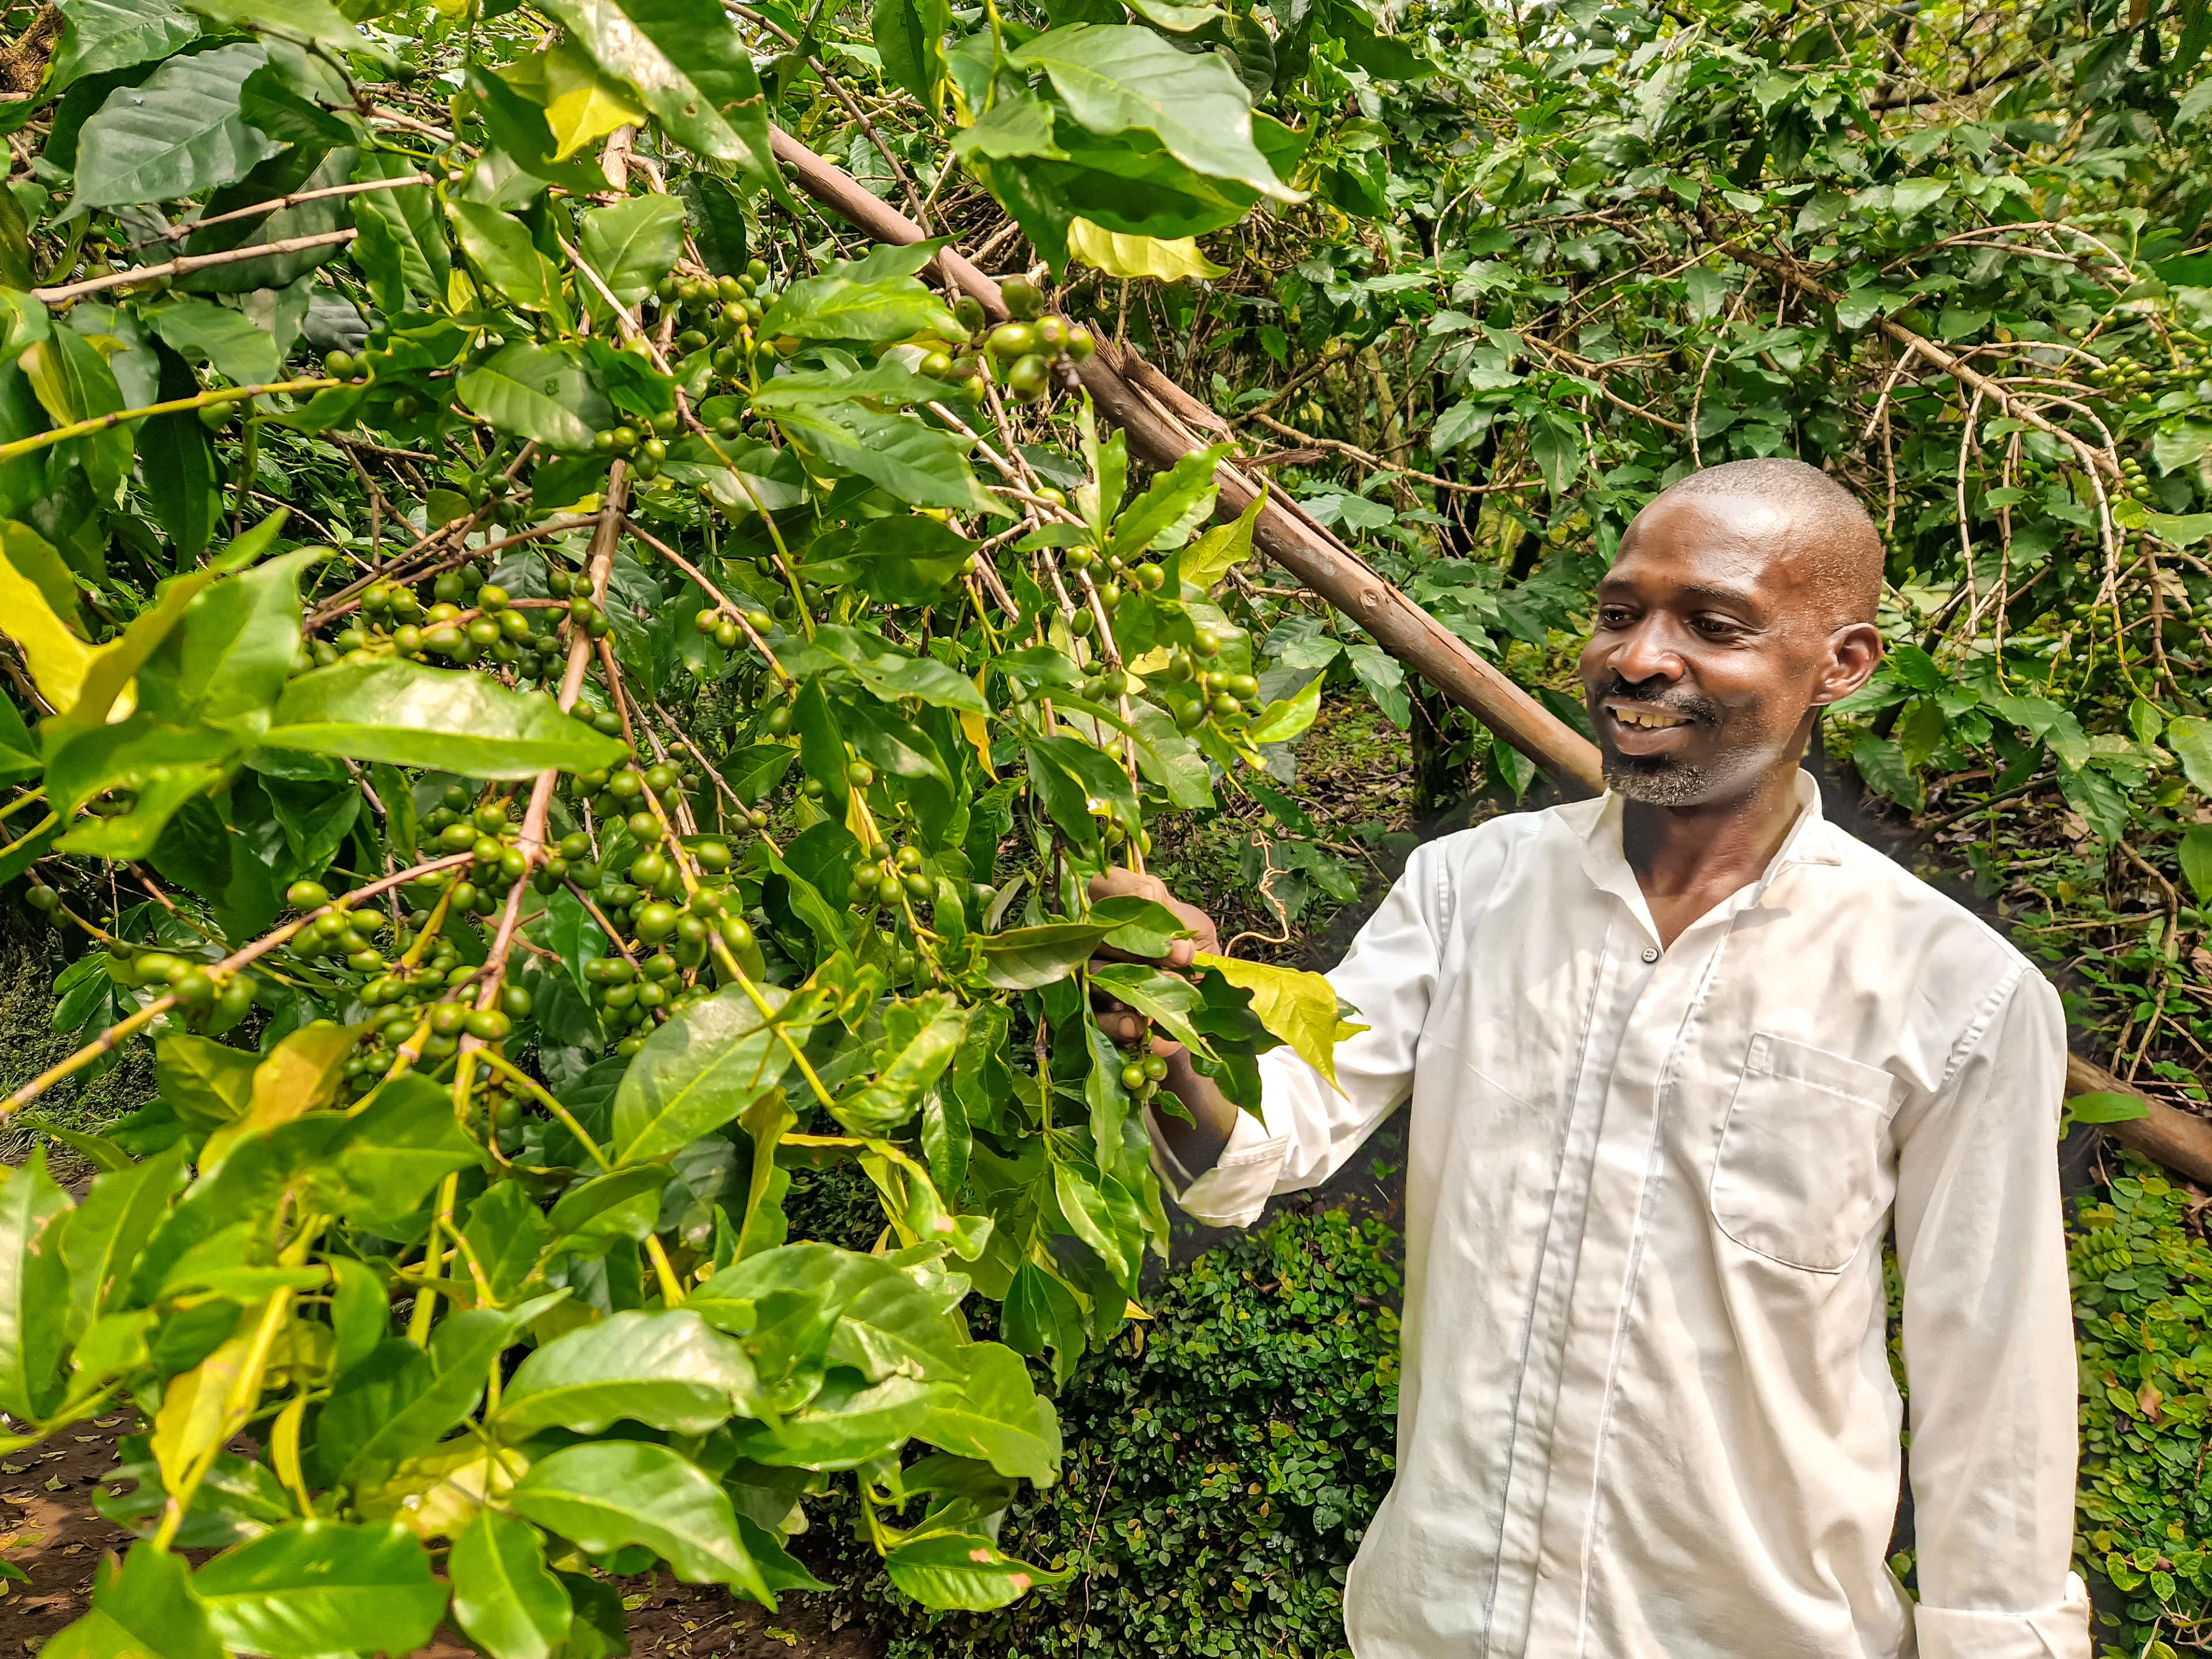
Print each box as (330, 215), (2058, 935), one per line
(1567, 770), (1842, 944)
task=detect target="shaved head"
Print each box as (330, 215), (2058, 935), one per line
(1652, 459), (1884, 629)
(1581, 459), (1888, 809)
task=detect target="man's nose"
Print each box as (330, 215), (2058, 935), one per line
(1606, 616), (1686, 685)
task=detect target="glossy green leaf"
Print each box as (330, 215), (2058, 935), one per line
(2180, 824), (2212, 904)
(535, 0), (781, 184)
(834, 994), (969, 1136)
(828, 1260), (967, 1384)
(451, 1510), (572, 1659)
(760, 264), (963, 343)
(456, 340), (612, 452)
(579, 193), (685, 308)
(797, 516), (976, 605)
(612, 984), (828, 1164)
(144, 298), (281, 386)
(73, 43), (279, 208)
(0, 1147), (72, 1422)
(350, 151), (449, 307)
(194, 1522), (444, 1659)
(882, 1528), (1072, 1611)
(2067, 1090), (2153, 1125)
(180, 0), (388, 55)
(263, 657), (628, 778)
(546, 1164), (675, 1247)
(874, 0), (950, 106)
(321, 1302), (545, 1488)
(1006, 26), (1297, 200)
(1108, 443), (1228, 560)
(918, 1342), (1060, 1483)
(510, 1441), (772, 1601)
(21, 327), (131, 500)
(730, 1370), (934, 1469)
(50, 0), (200, 97)
(134, 548), (310, 733)
(449, 198), (564, 313)
(154, 1031), (257, 1128)
(42, 1542), (221, 1659)
(497, 1309), (760, 1434)
(332, 1071), (482, 1226)
(60, 1141), (186, 1344)
(975, 921), (1111, 991)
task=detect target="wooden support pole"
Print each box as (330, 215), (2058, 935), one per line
(764, 126), (2212, 1191)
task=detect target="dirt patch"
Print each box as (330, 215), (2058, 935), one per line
(0, 1411), (141, 1652)
(0, 1400), (881, 1657)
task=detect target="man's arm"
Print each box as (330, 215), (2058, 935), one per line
(1893, 969), (2089, 1658)
(1091, 845), (1446, 1227)
(1086, 869), (1244, 1177)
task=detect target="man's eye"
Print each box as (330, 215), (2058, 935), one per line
(1694, 616), (1743, 637)
(1599, 607), (1635, 626)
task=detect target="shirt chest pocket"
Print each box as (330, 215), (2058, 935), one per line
(1709, 1032), (1900, 1272)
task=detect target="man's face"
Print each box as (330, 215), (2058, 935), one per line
(1578, 492), (1877, 807)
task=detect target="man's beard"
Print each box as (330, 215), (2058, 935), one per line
(1589, 676), (1729, 805)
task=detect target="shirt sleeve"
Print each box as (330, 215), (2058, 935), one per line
(1893, 967), (2090, 1659)
(1155, 839), (1448, 1229)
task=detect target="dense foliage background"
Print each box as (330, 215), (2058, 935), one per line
(0, 0), (2209, 1649)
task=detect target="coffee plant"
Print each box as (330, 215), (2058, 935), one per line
(0, 0), (1384, 1647)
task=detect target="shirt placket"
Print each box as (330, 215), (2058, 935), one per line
(1502, 900), (1741, 1658)
(1482, 906), (1660, 1657)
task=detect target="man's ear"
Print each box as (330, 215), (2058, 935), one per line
(1810, 622), (1883, 707)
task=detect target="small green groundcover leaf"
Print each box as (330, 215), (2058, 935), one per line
(2068, 1091), (2153, 1126)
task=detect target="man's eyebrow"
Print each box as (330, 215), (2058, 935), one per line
(1676, 581), (1764, 613)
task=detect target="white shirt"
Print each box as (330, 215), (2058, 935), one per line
(1157, 777), (2088, 1659)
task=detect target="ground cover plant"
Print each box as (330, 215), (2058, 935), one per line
(0, 0), (2206, 1651)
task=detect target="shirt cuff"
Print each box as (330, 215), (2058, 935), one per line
(1146, 1102), (1289, 1229)
(1912, 1573), (2090, 1659)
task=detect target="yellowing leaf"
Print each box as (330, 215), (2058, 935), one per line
(1192, 952), (1365, 1092)
(1245, 675), (1320, 744)
(961, 675), (996, 778)
(1066, 217), (1228, 282)
(200, 1021), (364, 1166)
(1180, 487), (1264, 593)
(542, 40), (647, 162)
(151, 1316), (261, 1490)
(0, 552), (95, 714)
(357, 1442), (531, 1541)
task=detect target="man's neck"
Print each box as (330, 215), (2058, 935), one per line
(1620, 762), (1806, 949)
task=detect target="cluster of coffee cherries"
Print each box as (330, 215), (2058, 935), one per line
(331, 564), (609, 690)
(1154, 645), (1267, 734)
(2117, 455), (2161, 506)
(588, 408), (683, 482)
(654, 258), (789, 373)
(1061, 544), (1171, 619)
(97, 935), (258, 1028)
(693, 602), (775, 653)
(918, 277), (1096, 405)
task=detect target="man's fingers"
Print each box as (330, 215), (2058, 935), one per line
(1088, 869), (1172, 906)
(1086, 870), (1222, 961)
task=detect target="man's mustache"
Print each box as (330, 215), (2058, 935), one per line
(1588, 675), (1721, 727)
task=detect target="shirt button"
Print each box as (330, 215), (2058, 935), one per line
(1641, 946), (1660, 963)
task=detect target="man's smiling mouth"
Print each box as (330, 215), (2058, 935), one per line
(1609, 704), (1692, 730)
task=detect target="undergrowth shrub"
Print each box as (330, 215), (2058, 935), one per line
(2070, 1153), (2212, 1658)
(823, 1200), (1402, 1659)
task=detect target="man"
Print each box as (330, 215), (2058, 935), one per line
(1103, 458), (2088, 1658)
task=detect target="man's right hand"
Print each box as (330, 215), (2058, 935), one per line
(1085, 869), (1245, 1180)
